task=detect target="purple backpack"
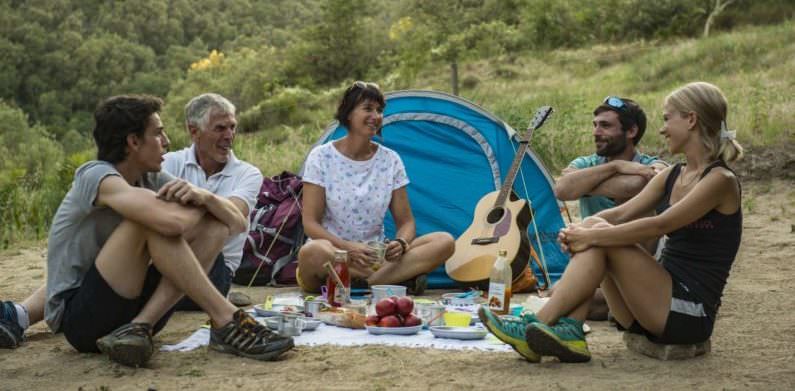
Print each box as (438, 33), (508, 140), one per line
(234, 171), (304, 286)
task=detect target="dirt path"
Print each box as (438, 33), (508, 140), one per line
(1, 178), (794, 390)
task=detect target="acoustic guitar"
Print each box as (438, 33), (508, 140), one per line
(445, 106), (554, 289)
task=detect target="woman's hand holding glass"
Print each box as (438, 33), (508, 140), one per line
(366, 240), (387, 270)
(346, 241), (378, 269)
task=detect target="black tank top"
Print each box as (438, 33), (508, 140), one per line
(656, 161), (742, 318)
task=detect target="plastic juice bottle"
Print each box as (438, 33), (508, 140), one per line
(327, 249), (351, 307)
(487, 249), (512, 315)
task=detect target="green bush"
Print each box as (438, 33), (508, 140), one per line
(238, 87), (321, 134)
(461, 74), (481, 90)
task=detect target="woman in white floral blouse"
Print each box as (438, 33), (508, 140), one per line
(296, 82), (454, 296)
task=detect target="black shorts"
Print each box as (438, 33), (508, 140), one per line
(173, 253), (231, 311)
(619, 278), (714, 345)
(61, 264), (175, 353)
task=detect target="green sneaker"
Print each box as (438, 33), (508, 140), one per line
(525, 317), (591, 363)
(478, 306), (540, 362)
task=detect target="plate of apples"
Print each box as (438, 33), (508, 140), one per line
(365, 296), (423, 335)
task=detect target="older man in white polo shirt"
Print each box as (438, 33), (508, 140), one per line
(166, 93), (263, 310)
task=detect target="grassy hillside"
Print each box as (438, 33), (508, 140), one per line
(234, 21), (794, 176)
(1, 22), (792, 248)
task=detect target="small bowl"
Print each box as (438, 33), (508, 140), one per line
(443, 311), (471, 327)
(371, 285), (407, 302)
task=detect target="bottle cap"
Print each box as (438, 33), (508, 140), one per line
(333, 249), (348, 261)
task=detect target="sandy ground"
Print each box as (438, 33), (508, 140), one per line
(1, 177), (794, 390)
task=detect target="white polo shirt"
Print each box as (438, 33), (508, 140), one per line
(163, 144), (263, 273)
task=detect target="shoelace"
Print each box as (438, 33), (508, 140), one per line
(115, 323), (152, 338)
(226, 314), (279, 351)
(501, 318), (529, 337)
(551, 321), (583, 339)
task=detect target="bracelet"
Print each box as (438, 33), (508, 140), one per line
(394, 237), (409, 253)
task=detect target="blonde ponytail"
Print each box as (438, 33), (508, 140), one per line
(718, 120), (744, 162)
(665, 82), (744, 162)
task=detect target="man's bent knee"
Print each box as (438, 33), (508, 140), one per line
(186, 215), (230, 243)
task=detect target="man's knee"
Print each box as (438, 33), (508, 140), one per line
(116, 219), (151, 240)
(186, 215), (230, 243)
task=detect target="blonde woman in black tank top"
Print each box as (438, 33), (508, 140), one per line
(487, 82), (744, 363)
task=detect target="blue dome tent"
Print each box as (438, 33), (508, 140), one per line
(303, 90), (569, 288)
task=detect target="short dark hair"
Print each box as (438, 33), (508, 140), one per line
(334, 81), (385, 128)
(93, 95), (163, 163)
(593, 97), (647, 145)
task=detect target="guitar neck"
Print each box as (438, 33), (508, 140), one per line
(492, 105), (551, 210)
(494, 140), (530, 207)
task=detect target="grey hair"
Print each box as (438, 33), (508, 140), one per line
(184, 93), (236, 131)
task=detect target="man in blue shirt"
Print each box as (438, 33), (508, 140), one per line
(555, 97), (667, 218)
(554, 97), (667, 320)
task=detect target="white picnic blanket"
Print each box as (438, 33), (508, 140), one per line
(161, 317), (513, 353)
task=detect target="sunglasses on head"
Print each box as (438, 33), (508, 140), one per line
(603, 96), (627, 111)
(352, 80), (380, 90)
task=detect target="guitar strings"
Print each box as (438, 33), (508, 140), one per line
(508, 129), (550, 288)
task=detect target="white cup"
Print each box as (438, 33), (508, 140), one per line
(371, 285), (407, 302)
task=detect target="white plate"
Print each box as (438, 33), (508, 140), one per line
(253, 304), (305, 317)
(429, 326), (488, 340)
(271, 296), (304, 307)
(366, 324), (423, 335)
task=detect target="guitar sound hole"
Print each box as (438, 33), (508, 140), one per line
(486, 207), (505, 224)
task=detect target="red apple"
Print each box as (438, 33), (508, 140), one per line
(403, 314), (422, 327)
(396, 296), (414, 316)
(378, 315), (401, 327)
(375, 298), (397, 317)
(365, 315), (380, 326)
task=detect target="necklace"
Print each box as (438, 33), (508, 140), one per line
(335, 140), (376, 161)
(678, 166), (701, 187)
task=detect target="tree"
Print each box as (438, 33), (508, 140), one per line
(283, 0), (387, 87)
(704, 0), (737, 37)
(401, 0), (522, 95)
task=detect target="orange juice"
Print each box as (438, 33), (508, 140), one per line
(487, 250), (512, 315)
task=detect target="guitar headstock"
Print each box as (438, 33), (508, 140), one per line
(518, 106), (553, 143)
(529, 106), (553, 131)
